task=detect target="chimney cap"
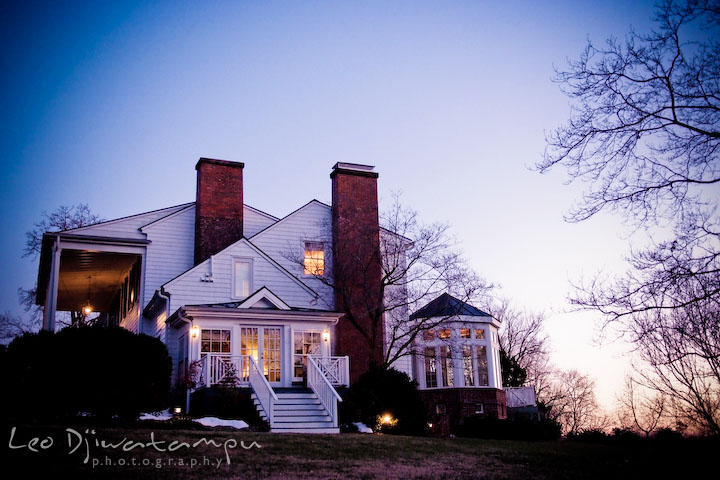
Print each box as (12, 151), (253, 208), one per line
(331, 162), (378, 179)
(196, 158), (245, 170)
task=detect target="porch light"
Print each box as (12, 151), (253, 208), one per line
(173, 406), (182, 415)
(190, 325), (200, 338)
(82, 305), (93, 316)
(381, 414), (393, 425)
(322, 330), (330, 343)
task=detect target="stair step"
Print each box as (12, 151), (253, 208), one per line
(271, 427), (340, 434)
(272, 421), (334, 428)
(273, 415), (331, 422)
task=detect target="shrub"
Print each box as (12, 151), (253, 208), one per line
(4, 326), (171, 420)
(339, 365), (427, 435)
(455, 416), (562, 441)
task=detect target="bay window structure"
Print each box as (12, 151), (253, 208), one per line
(410, 293), (507, 423)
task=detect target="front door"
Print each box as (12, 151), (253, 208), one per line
(239, 326), (282, 386)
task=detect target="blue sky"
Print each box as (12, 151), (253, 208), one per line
(0, 0), (661, 407)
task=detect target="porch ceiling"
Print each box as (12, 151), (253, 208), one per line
(57, 249), (139, 312)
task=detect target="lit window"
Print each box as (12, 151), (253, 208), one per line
(423, 330), (435, 341)
(304, 242), (325, 275)
(438, 328), (452, 339)
(234, 260), (251, 298)
(424, 347), (437, 388)
(477, 345), (489, 386)
(440, 346), (454, 387)
(475, 328), (485, 339)
(460, 328), (471, 338)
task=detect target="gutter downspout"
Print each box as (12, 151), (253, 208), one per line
(176, 306), (194, 415)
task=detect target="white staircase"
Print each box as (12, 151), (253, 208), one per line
(252, 389), (339, 434)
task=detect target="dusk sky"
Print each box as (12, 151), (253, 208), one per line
(0, 0), (662, 408)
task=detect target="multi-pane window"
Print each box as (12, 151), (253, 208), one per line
(477, 345), (489, 386)
(201, 329), (231, 354)
(234, 260), (251, 298)
(303, 242), (325, 275)
(424, 347), (437, 388)
(462, 345), (474, 386)
(438, 328), (452, 339)
(293, 331), (322, 378)
(460, 328), (471, 338)
(440, 346), (454, 387)
(475, 328), (485, 339)
(423, 330), (435, 341)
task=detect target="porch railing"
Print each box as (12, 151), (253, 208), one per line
(201, 355), (251, 387)
(310, 355), (350, 387)
(248, 355), (278, 427)
(307, 356), (343, 428)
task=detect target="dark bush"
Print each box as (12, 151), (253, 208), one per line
(653, 427), (684, 442)
(567, 428), (609, 443)
(455, 416), (562, 441)
(339, 365), (427, 435)
(4, 326), (171, 420)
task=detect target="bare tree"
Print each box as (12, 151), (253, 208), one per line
(547, 369), (605, 435)
(0, 312), (37, 341)
(631, 294), (720, 434)
(21, 204), (103, 330)
(285, 194), (493, 369)
(492, 299), (553, 391)
(538, 0), (720, 434)
(617, 375), (667, 438)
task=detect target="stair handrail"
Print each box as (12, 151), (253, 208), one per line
(248, 355), (278, 427)
(307, 355), (343, 427)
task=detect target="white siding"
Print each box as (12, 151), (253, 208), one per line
(62, 204), (192, 240)
(141, 206), (196, 311)
(243, 206), (277, 237)
(250, 201), (335, 310)
(164, 240), (318, 309)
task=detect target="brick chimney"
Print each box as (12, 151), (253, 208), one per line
(330, 162), (384, 381)
(194, 158), (245, 265)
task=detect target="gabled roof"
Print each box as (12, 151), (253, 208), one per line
(235, 287), (291, 310)
(410, 292), (491, 320)
(161, 236), (318, 297)
(249, 199), (329, 239)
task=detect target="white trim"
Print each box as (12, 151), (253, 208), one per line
(237, 287), (291, 310)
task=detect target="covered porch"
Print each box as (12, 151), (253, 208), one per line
(36, 233), (146, 330)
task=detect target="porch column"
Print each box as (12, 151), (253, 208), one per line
(42, 238), (61, 331)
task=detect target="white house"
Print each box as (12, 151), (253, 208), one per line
(35, 159), (506, 433)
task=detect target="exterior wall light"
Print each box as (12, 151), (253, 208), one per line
(191, 325), (200, 338)
(322, 330), (330, 343)
(173, 407), (182, 415)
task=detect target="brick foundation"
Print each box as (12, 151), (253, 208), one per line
(421, 388), (507, 436)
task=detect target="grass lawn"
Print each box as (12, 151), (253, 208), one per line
(3, 422), (715, 479)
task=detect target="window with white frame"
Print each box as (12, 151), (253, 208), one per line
(201, 329), (231, 355)
(233, 260), (252, 298)
(424, 347), (437, 388)
(476, 345), (489, 386)
(303, 242), (324, 275)
(440, 345), (454, 387)
(462, 345), (474, 386)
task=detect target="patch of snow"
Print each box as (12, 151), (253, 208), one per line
(139, 410), (173, 421)
(353, 422), (373, 433)
(77, 412), (92, 417)
(193, 417), (249, 429)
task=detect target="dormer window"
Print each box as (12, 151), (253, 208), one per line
(304, 242), (325, 275)
(233, 259), (252, 298)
